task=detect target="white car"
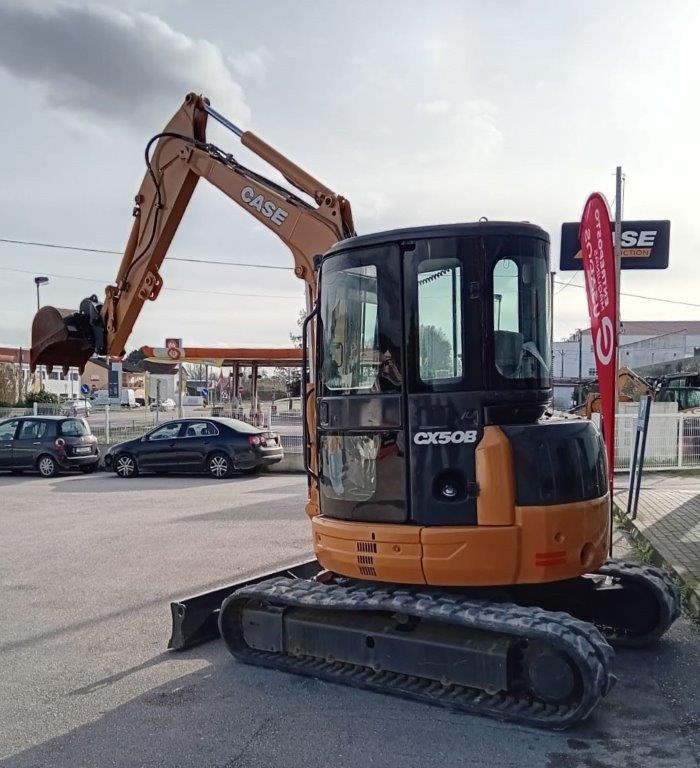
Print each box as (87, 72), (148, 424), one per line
(153, 398), (176, 412)
(62, 400), (92, 416)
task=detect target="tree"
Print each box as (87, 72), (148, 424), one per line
(419, 325), (453, 379)
(23, 390), (59, 405)
(0, 364), (20, 406)
(124, 348), (146, 371)
(274, 307), (305, 399)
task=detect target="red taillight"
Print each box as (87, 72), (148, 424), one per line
(54, 438), (66, 451)
(248, 435), (263, 446)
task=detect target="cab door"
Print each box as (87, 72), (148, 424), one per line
(403, 236), (484, 526)
(315, 244), (408, 524)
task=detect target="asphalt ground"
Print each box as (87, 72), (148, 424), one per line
(0, 472), (698, 768)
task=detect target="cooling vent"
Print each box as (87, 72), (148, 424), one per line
(356, 541), (377, 577)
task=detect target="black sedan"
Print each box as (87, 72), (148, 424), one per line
(104, 417), (283, 478)
(0, 416), (99, 477)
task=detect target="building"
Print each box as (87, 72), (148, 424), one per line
(554, 322), (700, 380)
(81, 357), (179, 402)
(552, 321), (700, 410)
(81, 357), (145, 397)
(0, 346), (81, 400)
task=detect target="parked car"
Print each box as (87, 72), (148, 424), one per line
(104, 417), (283, 478)
(61, 399), (92, 417)
(0, 416), (99, 477)
(151, 398), (176, 412)
(90, 388), (138, 408)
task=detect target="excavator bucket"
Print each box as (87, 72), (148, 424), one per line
(30, 305), (96, 373)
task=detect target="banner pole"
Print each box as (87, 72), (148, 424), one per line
(612, 166), (623, 554)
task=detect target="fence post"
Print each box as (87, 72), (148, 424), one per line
(105, 405), (111, 445)
(33, 402), (38, 416)
(677, 414), (684, 469)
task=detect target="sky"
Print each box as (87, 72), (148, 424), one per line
(0, 0), (698, 353)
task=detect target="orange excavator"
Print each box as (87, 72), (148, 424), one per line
(30, 94), (679, 729)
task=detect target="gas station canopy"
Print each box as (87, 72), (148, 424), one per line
(141, 346), (302, 368)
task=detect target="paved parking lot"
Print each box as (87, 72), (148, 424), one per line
(1, 472), (698, 768)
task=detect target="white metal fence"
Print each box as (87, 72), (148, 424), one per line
(594, 412), (700, 471)
(7, 402), (695, 468)
(268, 408), (304, 453)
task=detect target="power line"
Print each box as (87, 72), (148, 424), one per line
(553, 272), (580, 295)
(0, 237), (293, 271)
(0, 266), (302, 300)
(2, 236), (697, 310)
(553, 280), (700, 309)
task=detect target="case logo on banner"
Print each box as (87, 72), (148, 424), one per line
(578, 193), (617, 491)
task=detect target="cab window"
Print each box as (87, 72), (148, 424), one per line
(493, 256), (551, 380)
(320, 246), (403, 396)
(417, 258), (463, 382)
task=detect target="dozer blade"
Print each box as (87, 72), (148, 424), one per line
(30, 305), (97, 373)
(168, 558), (320, 651)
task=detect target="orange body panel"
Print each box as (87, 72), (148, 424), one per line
(515, 496), (609, 583)
(312, 517), (425, 584)
(475, 426), (515, 526)
(421, 525), (519, 585)
(312, 423), (610, 586)
(312, 494), (609, 587)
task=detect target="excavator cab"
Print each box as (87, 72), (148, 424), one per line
(315, 222), (553, 524)
(310, 222), (613, 587)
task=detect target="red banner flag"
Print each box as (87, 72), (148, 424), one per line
(579, 193), (618, 491)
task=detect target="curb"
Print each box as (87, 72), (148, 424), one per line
(613, 499), (700, 622)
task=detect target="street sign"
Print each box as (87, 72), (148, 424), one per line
(108, 369), (119, 398)
(560, 219), (670, 271)
(80, 383), (90, 395)
(627, 395), (652, 519)
(201, 387), (209, 397)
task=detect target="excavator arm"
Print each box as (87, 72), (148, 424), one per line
(30, 92), (355, 371)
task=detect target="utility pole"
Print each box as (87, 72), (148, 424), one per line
(577, 329), (583, 379)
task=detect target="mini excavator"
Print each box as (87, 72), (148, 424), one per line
(31, 94), (679, 729)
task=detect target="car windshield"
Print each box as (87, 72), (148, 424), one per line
(60, 419), (90, 437)
(216, 418), (261, 434)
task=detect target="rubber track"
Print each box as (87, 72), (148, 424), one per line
(219, 578), (616, 730)
(596, 560), (681, 647)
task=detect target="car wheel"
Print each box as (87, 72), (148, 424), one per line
(114, 453), (138, 478)
(80, 464), (98, 474)
(37, 455), (58, 478)
(207, 452), (231, 479)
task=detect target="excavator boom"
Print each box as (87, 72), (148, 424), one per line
(30, 93), (354, 372)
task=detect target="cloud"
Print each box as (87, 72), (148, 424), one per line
(0, 1), (250, 128)
(416, 99), (451, 115)
(228, 46), (273, 83)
